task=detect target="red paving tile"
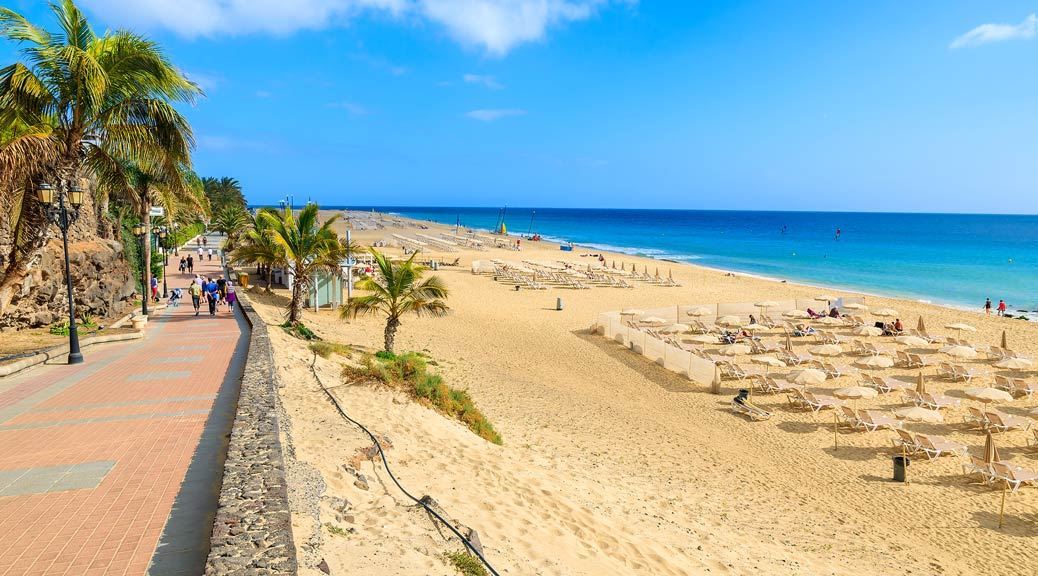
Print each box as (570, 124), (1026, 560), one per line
(0, 246), (243, 576)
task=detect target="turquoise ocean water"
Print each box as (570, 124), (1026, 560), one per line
(339, 207), (1037, 314)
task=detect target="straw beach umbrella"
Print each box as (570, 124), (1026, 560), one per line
(843, 302), (868, 311)
(716, 315), (743, 327)
(719, 343), (751, 356)
(835, 386), (878, 401)
(752, 356), (785, 373)
(872, 308), (897, 317)
(816, 316), (843, 326)
(1000, 330), (1008, 350)
(854, 325), (883, 337)
(995, 357), (1032, 370)
(942, 345), (977, 359)
(983, 432), (1001, 464)
(916, 371), (926, 394)
(894, 406), (943, 423)
(688, 334), (719, 344)
(687, 307), (712, 318)
(895, 335), (928, 347)
(945, 323), (977, 334)
(640, 316), (668, 325)
(791, 368), (827, 386)
(660, 323), (690, 334)
(856, 356), (894, 369)
(964, 387), (1013, 405)
(917, 316), (927, 332)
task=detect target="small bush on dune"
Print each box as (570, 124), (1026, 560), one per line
(445, 551), (488, 576)
(344, 352), (502, 445)
(282, 321), (319, 341)
(309, 341), (352, 359)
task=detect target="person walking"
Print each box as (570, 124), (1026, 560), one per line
(178, 257), (186, 274)
(202, 236), (207, 248)
(984, 298), (992, 316)
(187, 254), (194, 274)
(998, 299), (1007, 317)
(189, 279), (203, 316)
(225, 281), (237, 310)
(204, 277), (219, 316)
(217, 276), (227, 303)
(207, 247), (214, 261)
(150, 275), (159, 302)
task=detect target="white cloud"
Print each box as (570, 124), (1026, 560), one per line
(81, 0), (630, 55)
(950, 13), (1037, 49)
(328, 101), (371, 116)
(465, 108), (526, 121)
(463, 73), (503, 90)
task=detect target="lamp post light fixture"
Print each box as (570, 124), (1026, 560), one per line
(35, 180), (85, 364)
(133, 224), (149, 316)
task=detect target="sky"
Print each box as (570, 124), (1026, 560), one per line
(3, 1), (1038, 213)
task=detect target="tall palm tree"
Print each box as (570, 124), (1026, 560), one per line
(231, 209), (283, 292)
(202, 176), (246, 213)
(0, 0), (200, 316)
(340, 249), (449, 354)
(212, 204), (250, 243)
(260, 204), (340, 323)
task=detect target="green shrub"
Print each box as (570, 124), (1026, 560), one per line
(49, 321), (70, 336)
(80, 314), (97, 329)
(282, 321), (319, 341)
(347, 352), (502, 445)
(445, 551), (488, 576)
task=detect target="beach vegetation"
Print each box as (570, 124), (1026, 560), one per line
(345, 351), (502, 445)
(324, 523), (349, 538)
(309, 340), (351, 358)
(0, 0), (201, 317)
(339, 249), (449, 354)
(230, 208), (284, 292)
(282, 320), (319, 341)
(444, 551), (488, 576)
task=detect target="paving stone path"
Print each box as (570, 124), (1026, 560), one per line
(0, 235), (247, 576)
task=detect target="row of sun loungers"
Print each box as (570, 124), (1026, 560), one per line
(963, 458), (1038, 492)
(893, 430), (968, 460)
(963, 408), (1033, 433)
(993, 375), (1038, 398)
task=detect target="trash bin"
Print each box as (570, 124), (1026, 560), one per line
(893, 455), (910, 482)
(556, 297), (564, 311)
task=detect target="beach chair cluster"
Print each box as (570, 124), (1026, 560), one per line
(895, 351), (931, 368)
(963, 408), (1034, 433)
(993, 375), (1038, 398)
(441, 233), (488, 251)
(412, 233), (459, 252)
(837, 406), (902, 432)
(936, 362), (990, 383)
(859, 374), (910, 394)
(893, 430), (967, 460)
(786, 389), (843, 412)
(963, 456), (1038, 492)
(902, 390), (961, 410)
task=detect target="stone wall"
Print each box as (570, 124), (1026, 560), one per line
(0, 238), (136, 328)
(205, 293), (298, 575)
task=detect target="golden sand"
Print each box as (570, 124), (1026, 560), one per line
(247, 210), (1038, 576)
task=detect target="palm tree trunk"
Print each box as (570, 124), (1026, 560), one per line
(384, 317), (400, 353)
(288, 273), (303, 323)
(0, 184), (49, 317)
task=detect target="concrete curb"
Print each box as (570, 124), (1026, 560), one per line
(0, 331), (144, 378)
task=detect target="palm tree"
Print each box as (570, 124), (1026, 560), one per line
(230, 208), (283, 291)
(0, 0), (200, 316)
(340, 249), (449, 354)
(260, 204), (340, 323)
(212, 204), (250, 243)
(202, 176), (246, 213)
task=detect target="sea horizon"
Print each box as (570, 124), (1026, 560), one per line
(291, 205), (1038, 315)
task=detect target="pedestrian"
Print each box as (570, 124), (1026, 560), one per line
(189, 280), (203, 316)
(998, 299), (1007, 317)
(178, 257), (186, 274)
(217, 275), (227, 302)
(984, 298), (992, 316)
(202, 236), (207, 247)
(208, 247), (213, 261)
(225, 281), (237, 310)
(187, 254), (194, 274)
(150, 275), (159, 301)
(205, 277), (219, 316)
(197, 245), (203, 260)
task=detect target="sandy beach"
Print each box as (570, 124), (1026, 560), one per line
(244, 210), (1038, 576)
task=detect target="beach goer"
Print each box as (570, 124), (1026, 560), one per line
(205, 277), (219, 316)
(189, 280), (203, 316)
(202, 236), (207, 247)
(178, 257), (186, 274)
(828, 307), (840, 318)
(208, 247), (214, 261)
(748, 314), (757, 325)
(168, 287), (182, 307)
(150, 275), (159, 301)
(217, 276), (227, 303)
(984, 298), (992, 316)
(225, 282), (237, 310)
(806, 308), (824, 319)
(998, 300), (1007, 317)
(893, 318), (904, 334)
(187, 255), (194, 274)
(197, 245), (203, 259)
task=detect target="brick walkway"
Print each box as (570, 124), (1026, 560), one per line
(0, 236), (247, 576)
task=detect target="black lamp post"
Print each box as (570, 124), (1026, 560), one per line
(172, 222), (179, 255)
(35, 180), (85, 365)
(159, 227), (168, 298)
(133, 224), (149, 316)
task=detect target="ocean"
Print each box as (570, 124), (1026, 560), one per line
(338, 207), (1038, 314)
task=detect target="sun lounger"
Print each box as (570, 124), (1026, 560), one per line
(991, 462), (1038, 492)
(915, 434), (968, 460)
(951, 364), (989, 383)
(752, 375), (802, 394)
(962, 456), (997, 484)
(800, 390), (843, 413)
(821, 362), (856, 379)
(921, 392), (960, 410)
(908, 353), (931, 368)
(717, 361), (759, 381)
(937, 362), (957, 380)
(863, 342), (892, 356)
(848, 340), (868, 356)
(908, 329), (938, 344)
(1010, 378), (1038, 399)
(858, 409), (902, 432)
(778, 350), (814, 366)
(731, 398), (772, 420)
(985, 411), (1033, 433)
(868, 375), (910, 394)
(892, 429), (922, 454)
(902, 389), (925, 406)
(964, 406), (991, 430)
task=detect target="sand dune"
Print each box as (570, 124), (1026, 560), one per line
(249, 211), (1037, 576)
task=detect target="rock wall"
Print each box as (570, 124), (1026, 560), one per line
(0, 238), (136, 329)
(205, 291), (298, 575)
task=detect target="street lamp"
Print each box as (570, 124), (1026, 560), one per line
(35, 180), (85, 364)
(159, 227), (168, 298)
(133, 224), (149, 316)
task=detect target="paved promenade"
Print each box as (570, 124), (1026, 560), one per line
(0, 236), (247, 576)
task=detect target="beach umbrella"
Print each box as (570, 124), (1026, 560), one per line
(894, 406), (944, 423)
(983, 432), (1001, 464)
(742, 323), (767, 333)
(815, 294), (835, 303)
(834, 386), (878, 401)
(1000, 330), (1007, 350)
(621, 262), (626, 271)
(640, 316), (668, 325)
(620, 309), (643, 316)
(916, 371), (926, 394)
(816, 316), (843, 326)
(668, 269), (674, 281)
(942, 345), (977, 359)
(644, 264), (649, 275)
(854, 325), (883, 337)
(792, 368), (827, 385)
(660, 323), (690, 334)
(754, 300), (780, 310)
(917, 316), (926, 332)
(716, 315), (743, 327)
(964, 387), (1013, 404)
(842, 303), (868, 311)
(810, 344), (843, 356)
(687, 307), (712, 317)
(856, 356), (894, 369)
(688, 334), (719, 344)
(945, 323), (977, 333)
(895, 335), (929, 347)
(995, 357), (1033, 370)
(872, 308), (897, 317)
(718, 343), (751, 356)
(655, 267), (660, 279)
(783, 310), (811, 319)
(784, 331), (794, 352)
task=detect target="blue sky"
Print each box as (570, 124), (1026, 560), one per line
(4, 1), (1038, 213)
